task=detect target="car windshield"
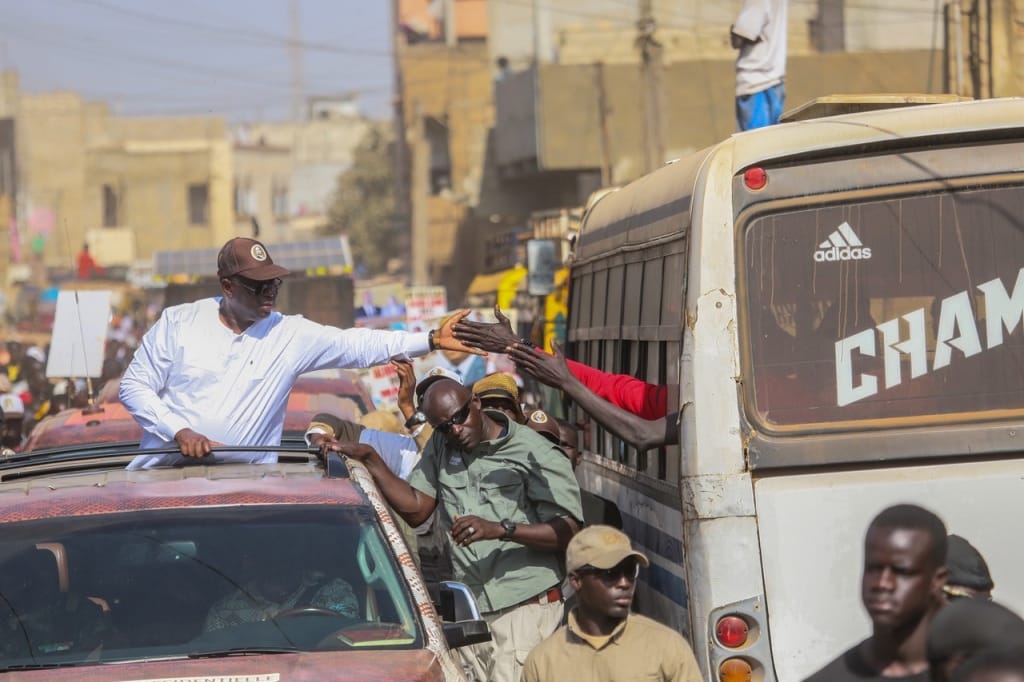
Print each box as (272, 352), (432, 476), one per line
(0, 505), (422, 670)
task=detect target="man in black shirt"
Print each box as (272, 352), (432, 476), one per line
(805, 504), (949, 682)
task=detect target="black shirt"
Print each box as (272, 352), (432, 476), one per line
(804, 640), (931, 682)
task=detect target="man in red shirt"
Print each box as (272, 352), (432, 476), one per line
(77, 244), (104, 280)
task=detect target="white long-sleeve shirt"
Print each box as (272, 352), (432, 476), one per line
(120, 298), (429, 469)
(733, 0), (788, 96)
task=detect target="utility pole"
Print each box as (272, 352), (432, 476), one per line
(594, 62), (613, 186)
(289, 0), (305, 120)
(390, 0), (412, 276)
(411, 101), (429, 286)
(638, 0), (665, 174)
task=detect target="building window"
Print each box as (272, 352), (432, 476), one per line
(426, 118), (451, 196)
(233, 178), (254, 217)
(188, 183), (209, 225)
(272, 179), (288, 218)
(102, 184), (118, 228)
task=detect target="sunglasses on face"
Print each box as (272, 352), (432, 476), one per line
(576, 560), (641, 583)
(432, 399), (472, 434)
(232, 277), (282, 297)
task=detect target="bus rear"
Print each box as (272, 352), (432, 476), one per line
(568, 98), (1024, 681)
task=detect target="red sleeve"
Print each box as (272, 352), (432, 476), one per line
(564, 358), (668, 419)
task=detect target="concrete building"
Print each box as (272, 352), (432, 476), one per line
(236, 95), (373, 237)
(490, 0), (1024, 200)
(396, 0), (1024, 306)
(231, 140), (292, 244)
(0, 72), (233, 287)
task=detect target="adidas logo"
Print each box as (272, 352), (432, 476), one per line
(814, 222), (872, 262)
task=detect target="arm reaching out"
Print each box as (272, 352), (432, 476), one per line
(507, 342), (677, 450)
(454, 306), (668, 418)
(320, 440), (438, 526)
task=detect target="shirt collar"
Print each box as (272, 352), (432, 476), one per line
(567, 608), (630, 650)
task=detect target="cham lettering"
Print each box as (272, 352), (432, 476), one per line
(834, 267), (1024, 407)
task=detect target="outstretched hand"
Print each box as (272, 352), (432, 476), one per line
(433, 309), (487, 356)
(452, 305), (519, 353)
(506, 340), (572, 389)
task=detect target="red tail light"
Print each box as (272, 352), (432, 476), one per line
(715, 615), (750, 648)
(743, 167), (767, 190)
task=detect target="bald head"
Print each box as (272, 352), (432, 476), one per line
(421, 378), (471, 415)
(421, 379), (487, 452)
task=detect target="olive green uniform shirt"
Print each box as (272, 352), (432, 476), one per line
(407, 412), (583, 613)
(522, 610), (704, 682)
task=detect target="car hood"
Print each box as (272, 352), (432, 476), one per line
(3, 648), (450, 681)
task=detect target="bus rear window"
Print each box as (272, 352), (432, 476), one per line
(743, 183), (1024, 431)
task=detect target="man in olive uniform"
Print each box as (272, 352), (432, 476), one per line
(323, 376), (583, 682)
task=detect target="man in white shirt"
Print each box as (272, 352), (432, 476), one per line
(120, 237), (477, 469)
(731, 0), (788, 131)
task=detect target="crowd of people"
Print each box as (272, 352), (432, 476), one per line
(8, 236), (1021, 681)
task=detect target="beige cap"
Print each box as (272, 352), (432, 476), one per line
(566, 525), (649, 574)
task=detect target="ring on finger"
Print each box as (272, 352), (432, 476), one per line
(467, 526), (476, 535)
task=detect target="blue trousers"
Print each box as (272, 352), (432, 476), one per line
(736, 82), (785, 131)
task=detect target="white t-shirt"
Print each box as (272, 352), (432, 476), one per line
(121, 298), (430, 469)
(733, 0), (788, 96)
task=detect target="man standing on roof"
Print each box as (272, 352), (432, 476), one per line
(731, 0), (788, 131)
(119, 237), (480, 469)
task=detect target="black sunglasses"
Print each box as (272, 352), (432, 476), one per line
(576, 559), (640, 583)
(232, 277), (282, 297)
(433, 399), (473, 434)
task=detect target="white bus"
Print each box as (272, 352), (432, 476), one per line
(566, 97), (1024, 681)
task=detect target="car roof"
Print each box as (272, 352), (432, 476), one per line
(0, 442), (367, 524)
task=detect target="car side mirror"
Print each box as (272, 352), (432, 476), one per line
(428, 580), (492, 649)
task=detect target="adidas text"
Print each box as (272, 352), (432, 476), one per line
(814, 246), (872, 262)
(814, 221), (872, 262)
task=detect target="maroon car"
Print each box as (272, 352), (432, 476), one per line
(0, 445), (488, 680)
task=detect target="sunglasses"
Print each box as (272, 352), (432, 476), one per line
(232, 277), (282, 297)
(432, 399), (473, 434)
(576, 560), (641, 583)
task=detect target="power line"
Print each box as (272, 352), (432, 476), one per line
(65, 0), (395, 58)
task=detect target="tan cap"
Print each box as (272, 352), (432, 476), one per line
(217, 237), (290, 280)
(472, 373), (525, 422)
(566, 525), (649, 574)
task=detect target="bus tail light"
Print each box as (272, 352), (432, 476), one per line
(708, 596), (776, 681)
(716, 615), (750, 648)
(743, 167), (768, 190)
(719, 657), (753, 682)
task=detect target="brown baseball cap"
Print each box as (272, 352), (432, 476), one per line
(217, 237), (290, 280)
(566, 525), (649, 574)
(526, 409), (560, 444)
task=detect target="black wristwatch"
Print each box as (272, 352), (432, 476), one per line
(500, 518), (517, 541)
(404, 411), (427, 430)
